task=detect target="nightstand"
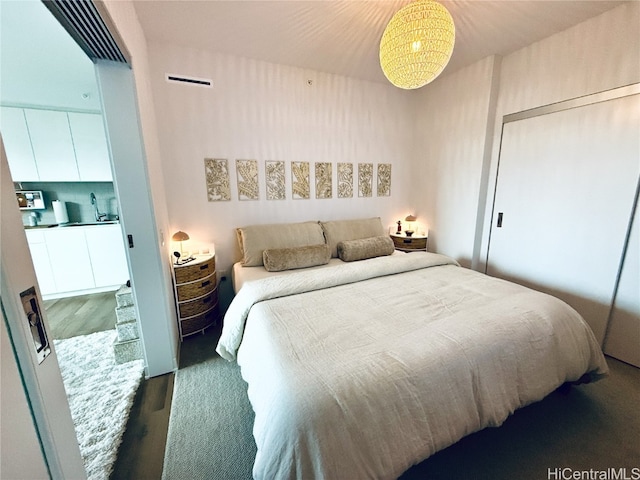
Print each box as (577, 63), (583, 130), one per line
(390, 233), (428, 252)
(171, 253), (219, 340)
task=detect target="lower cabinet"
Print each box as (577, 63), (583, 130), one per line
(24, 230), (57, 295)
(84, 226), (129, 287)
(26, 224), (129, 297)
(45, 229), (95, 293)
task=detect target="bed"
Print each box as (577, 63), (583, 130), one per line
(217, 218), (608, 480)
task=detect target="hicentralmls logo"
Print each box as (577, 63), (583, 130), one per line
(548, 468), (640, 480)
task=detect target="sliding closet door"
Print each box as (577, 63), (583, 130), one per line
(487, 93), (639, 346)
(604, 190), (639, 367)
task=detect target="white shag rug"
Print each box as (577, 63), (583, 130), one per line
(54, 330), (145, 480)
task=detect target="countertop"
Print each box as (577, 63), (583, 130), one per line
(24, 221), (120, 230)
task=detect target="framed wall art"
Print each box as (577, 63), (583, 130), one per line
(337, 162), (353, 198)
(377, 163), (392, 197)
(236, 159), (259, 200)
(358, 163), (373, 197)
(291, 161), (310, 199)
(315, 162), (332, 199)
(204, 158), (231, 201)
(265, 160), (286, 200)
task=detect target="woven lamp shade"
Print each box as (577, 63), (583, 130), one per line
(380, 0), (455, 90)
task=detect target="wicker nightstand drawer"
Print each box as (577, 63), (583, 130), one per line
(174, 255), (216, 284)
(180, 304), (220, 337)
(390, 234), (428, 252)
(176, 273), (216, 302)
(178, 286), (219, 318)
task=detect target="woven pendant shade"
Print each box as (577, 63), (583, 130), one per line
(380, 0), (455, 90)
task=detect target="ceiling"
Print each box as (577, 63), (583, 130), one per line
(0, 0), (627, 113)
(133, 0), (627, 86)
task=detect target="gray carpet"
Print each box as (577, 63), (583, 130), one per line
(162, 328), (256, 480)
(163, 327), (639, 480)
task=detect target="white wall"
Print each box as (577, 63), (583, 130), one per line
(146, 42), (415, 288)
(412, 56), (498, 267)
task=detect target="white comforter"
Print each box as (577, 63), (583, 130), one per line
(216, 252), (608, 480)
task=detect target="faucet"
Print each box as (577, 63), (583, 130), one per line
(90, 193), (108, 222)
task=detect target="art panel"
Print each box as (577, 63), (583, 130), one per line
(204, 158), (231, 201)
(315, 162), (332, 199)
(291, 161), (310, 199)
(358, 163), (373, 197)
(337, 163), (353, 198)
(236, 159), (259, 200)
(265, 161), (286, 200)
(377, 163), (392, 197)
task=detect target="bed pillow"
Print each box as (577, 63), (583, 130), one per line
(236, 221), (325, 266)
(337, 235), (395, 262)
(321, 217), (386, 258)
(263, 244), (331, 272)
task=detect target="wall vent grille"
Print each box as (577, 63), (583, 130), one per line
(165, 74), (213, 88)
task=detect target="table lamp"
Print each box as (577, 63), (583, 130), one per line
(404, 215), (417, 237)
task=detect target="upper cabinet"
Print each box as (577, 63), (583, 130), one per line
(0, 107), (112, 182)
(68, 112), (113, 181)
(24, 109), (79, 181)
(0, 107), (39, 179)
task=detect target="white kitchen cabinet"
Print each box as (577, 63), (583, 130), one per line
(0, 107), (39, 181)
(84, 225), (129, 287)
(68, 112), (112, 181)
(25, 230), (57, 295)
(45, 228), (94, 292)
(26, 224), (129, 297)
(23, 109), (79, 181)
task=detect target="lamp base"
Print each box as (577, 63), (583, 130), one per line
(405, 230), (414, 237)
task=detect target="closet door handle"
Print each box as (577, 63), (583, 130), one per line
(497, 212), (503, 228)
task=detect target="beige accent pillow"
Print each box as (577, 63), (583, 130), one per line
(263, 244), (331, 272)
(236, 221), (325, 266)
(321, 217), (386, 258)
(337, 235), (395, 262)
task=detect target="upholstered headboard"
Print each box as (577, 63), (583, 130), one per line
(235, 217), (393, 272)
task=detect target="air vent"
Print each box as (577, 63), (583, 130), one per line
(43, 0), (128, 63)
(165, 74), (213, 88)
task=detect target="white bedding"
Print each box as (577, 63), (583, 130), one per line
(217, 252), (608, 480)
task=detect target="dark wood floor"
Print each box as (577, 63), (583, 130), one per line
(111, 371), (174, 479)
(44, 292), (174, 480)
(44, 291), (117, 339)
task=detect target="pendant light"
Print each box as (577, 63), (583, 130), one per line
(379, 0), (455, 90)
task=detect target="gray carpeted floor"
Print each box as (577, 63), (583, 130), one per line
(163, 327), (639, 480)
(162, 328), (256, 480)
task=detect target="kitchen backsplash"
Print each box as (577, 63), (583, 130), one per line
(16, 181), (117, 226)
